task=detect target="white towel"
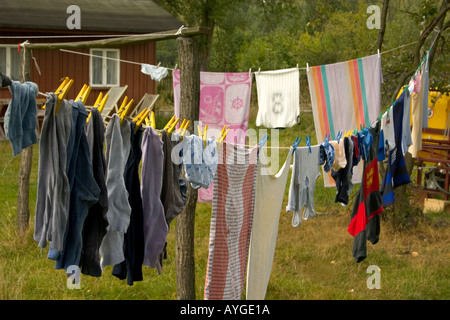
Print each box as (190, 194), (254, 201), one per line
(246, 150), (292, 300)
(255, 68), (300, 128)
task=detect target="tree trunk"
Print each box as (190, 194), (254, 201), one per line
(175, 36), (200, 300)
(376, 0), (390, 52)
(17, 46), (33, 235)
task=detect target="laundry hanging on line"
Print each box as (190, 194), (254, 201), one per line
(173, 69), (252, 203)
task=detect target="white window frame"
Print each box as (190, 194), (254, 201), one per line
(89, 48), (120, 87)
(0, 45), (20, 81)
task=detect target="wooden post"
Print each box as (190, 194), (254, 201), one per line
(176, 36), (200, 300)
(17, 45), (33, 234)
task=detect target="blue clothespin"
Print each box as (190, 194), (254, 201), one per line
(336, 131), (342, 142)
(305, 135), (312, 153)
(258, 134), (269, 154)
(291, 136), (301, 154)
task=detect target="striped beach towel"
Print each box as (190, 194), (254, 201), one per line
(307, 54), (382, 187)
(204, 142), (259, 300)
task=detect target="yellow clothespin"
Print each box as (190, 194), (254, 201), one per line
(132, 108), (148, 124)
(167, 118), (180, 135)
(116, 96), (129, 117)
(178, 119), (186, 133)
(202, 124), (208, 147)
(216, 126), (229, 144)
(87, 92), (108, 124)
(55, 78), (74, 115)
(55, 77), (70, 95)
(75, 84), (87, 102)
(134, 109), (151, 131)
(180, 120), (190, 137)
(164, 115), (176, 130)
(150, 111), (156, 129)
(75, 84), (92, 105)
(120, 98), (134, 125)
(97, 94), (109, 114)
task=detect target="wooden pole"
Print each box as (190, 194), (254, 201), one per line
(23, 27), (210, 50)
(176, 36), (200, 300)
(16, 45), (33, 234)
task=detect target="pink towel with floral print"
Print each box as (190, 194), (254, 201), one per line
(173, 70), (252, 202)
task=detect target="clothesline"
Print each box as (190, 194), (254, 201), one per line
(58, 49), (177, 71)
(56, 39), (422, 75)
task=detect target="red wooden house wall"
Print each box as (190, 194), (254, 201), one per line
(1, 32), (157, 107)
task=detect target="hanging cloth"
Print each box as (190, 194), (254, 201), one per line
(204, 142), (259, 300)
(380, 92), (411, 207)
(112, 123), (145, 285)
(255, 68), (300, 129)
(99, 115), (132, 269)
(34, 94), (72, 253)
(4, 80), (39, 156)
(140, 126), (167, 273)
(246, 149), (292, 300)
(347, 121), (383, 263)
(286, 145), (321, 227)
(173, 70), (252, 203)
(409, 54), (430, 158)
(307, 54), (383, 187)
(80, 107), (109, 277)
(49, 100), (100, 270)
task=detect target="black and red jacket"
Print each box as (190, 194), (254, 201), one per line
(347, 121), (384, 263)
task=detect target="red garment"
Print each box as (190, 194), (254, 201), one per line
(348, 122), (383, 263)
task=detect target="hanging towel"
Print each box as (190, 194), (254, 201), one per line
(4, 80), (39, 156)
(255, 68), (300, 129)
(99, 115), (132, 269)
(246, 149), (292, 300)
(173, 70), (252, 203)
(80, 107), (109, 277)
(204, 142), (259, 300)
(140, 126), (167, 273)
(34, 94), (72, 252)
(307, 54), (383, 187)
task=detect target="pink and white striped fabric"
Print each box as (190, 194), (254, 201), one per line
(204, 142), (259, 300)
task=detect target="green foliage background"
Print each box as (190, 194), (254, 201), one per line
(156, 0), (449, 109)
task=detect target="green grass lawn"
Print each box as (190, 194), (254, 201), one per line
(0, 112), (449, 300)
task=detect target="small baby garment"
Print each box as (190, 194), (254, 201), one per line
(319, 141), (335, 173)
(286, 145), (321, 227)
(182, 134), (218, 189)
(141, 63), (169, 81)
(255, 68), (300, 128)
